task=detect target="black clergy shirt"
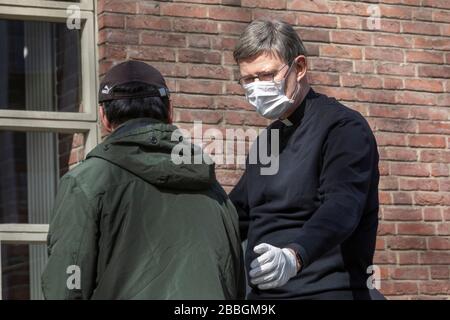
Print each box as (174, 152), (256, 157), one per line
(229, 88), (381, 300)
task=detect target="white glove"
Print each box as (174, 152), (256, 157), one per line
(249, 243), (298, 290)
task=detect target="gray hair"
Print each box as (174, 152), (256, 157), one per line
(233, 19), (307, 64)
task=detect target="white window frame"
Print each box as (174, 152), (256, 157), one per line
(0, 0), (99, 300)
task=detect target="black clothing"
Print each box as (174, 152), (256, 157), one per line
(230, 89), (380, 299)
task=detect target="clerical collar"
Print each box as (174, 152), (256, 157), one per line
(280, 88), (314, 127)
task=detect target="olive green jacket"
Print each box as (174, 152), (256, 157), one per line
(41, 118), (246, 299)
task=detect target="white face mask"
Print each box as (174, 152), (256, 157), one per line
(243, 66), (299, 120)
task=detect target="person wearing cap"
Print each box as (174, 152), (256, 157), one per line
(41, 60), (246, 299)
(229, 20), (383, 299)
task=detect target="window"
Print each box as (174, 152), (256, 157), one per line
(0, 0), (98, 300)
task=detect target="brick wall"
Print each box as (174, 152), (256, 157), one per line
(97, 0), (450, 299)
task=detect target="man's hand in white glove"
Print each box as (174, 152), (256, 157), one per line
(249, 243), (299, 290)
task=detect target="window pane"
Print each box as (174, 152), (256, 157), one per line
(0, 131), (86, 224)
(1, 243), (47, 300)
(0, 19), (82, 112)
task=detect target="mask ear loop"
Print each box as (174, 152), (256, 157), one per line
(283, 61), (301, 104)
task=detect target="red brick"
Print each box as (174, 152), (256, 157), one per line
(103, 0), (137, 14)
(391, 163), (434, 180)
(365, 47), (404, 62)
(398, 222), (436, 236)
(219, 22), (247, 36)
(338, 16), (362, 30)
(418, 65), (450, 78)
(242, 0), (286, 9)
(422, 0), (450, 9)
(396, 91), (437, 106)
(392, 267), (429, 280)
(380, 148), (417, 162)
(437, 223), (450, 236)
(383, 78), (404, 90)
(376, 63), (415, 76)
(398, 252), (419, 265)
(309, 58), (353, 73)
(408, 135), (447, 148)
(140, 32), (186, 47)
(329, 2), (370, 16)
(160, 3), (207, 18)
(297, 13), (337, 28)
(287, 0), (329, 12)
(433, 10), (450, 23)
(370, 105), (409, 119)
(178, 79), (222, 95)
(373, 251), (397, 264)
(128, 46), (176, 62)
(178, 49), (221, 64)
(402, 21), (441, 36)
(171, 94), (214, 110)
(224, 111), (269, 127)
(209, 6), (251, 22)
(297, 28), (330, 42)
(375, 132), (407, 146)
(224, 82), (244, 95)
(383, 207), (422, 221)
(381, 281), (418, 295)
(428, 237), (450, 250)
(308, 72), (340, 86)
(331, 30), (372, 45)
(421, 251), (450, 264)
(379, 191), (392, 204)
(252, 10), (298, 25)
(99, 29), (139, 45)
(418, 122), (450, 135)
(137, 1), (161, 14)
(98, 14), (125, 29)
(174, 109), (223, 124)
(379, 176), (399, 190)
(388, 236), (427, 250)
(405, 79), (443, 93)
(354, 61), (375, 74)
(210, 37), (237, 51)
(405, 50), (444, 64)
(126, 16), (172, 31)
(419, 281), (450, 295)
(410, 107), (449, 121)
(400, 178), (439, 192)
(420, 150), (450, 163)
(430, 266), (450, 279)
(373, 34), (412, 48)
(214, 96), (253, 111)
(414, 37), (450, 50)
(380, 5), (412, 19)
(423, 208), (443, 221)
(374, 118), (416, 133)
(173, 19), (218, 34)
(377, 222), (396, 236)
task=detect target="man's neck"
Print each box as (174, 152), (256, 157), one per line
(280, 82), (311, 120)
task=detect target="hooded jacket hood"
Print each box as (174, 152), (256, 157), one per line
(87, 118), (215, 191)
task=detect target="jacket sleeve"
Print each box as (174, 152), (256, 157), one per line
(286, 117), (378, 270)
(229, 169), (250, 242)
(41, 175), (99, 299)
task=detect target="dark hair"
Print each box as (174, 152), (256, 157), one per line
(233, 19), (307, 64)
(102, 81), (169, 126)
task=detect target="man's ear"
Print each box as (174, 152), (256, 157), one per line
(99, 105), (113, 133)
(294, 55), (307, 82)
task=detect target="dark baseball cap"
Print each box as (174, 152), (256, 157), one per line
(98, 60), (170, 103)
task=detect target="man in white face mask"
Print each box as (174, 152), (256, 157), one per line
(230, 19), (383, 300)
